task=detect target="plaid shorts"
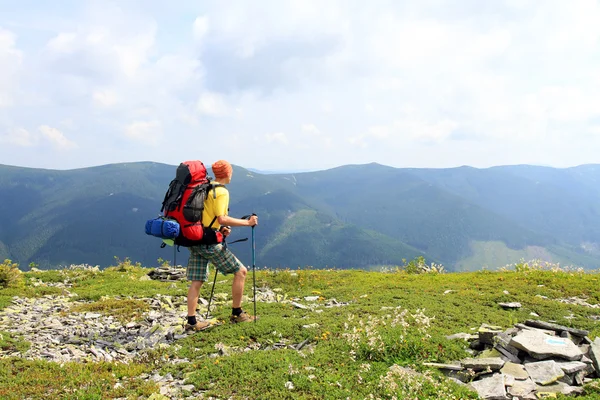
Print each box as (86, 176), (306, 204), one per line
(186, 244), (244, 282)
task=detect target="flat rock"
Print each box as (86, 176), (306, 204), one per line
(461, 357), (505, 371)
(423, 362), (463, 371)
(589, 337), (600, 374)
(498, 302), (521, 309)
(535, 381), (584, 395)
(524, 319), (589, 337)
(500, 362), (529, 380)
(468, 374), (506, 400)
(555, 361), (587, 374)
(507, 378), (536, 397)
(524, 360), (565, 385)
(510, 329), (583, 361)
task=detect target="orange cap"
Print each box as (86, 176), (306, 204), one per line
(212, 160), (233, 179)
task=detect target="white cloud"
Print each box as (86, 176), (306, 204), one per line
(2, 1), (600, 171)
(265, 132), (288, 145)
(39, 125), (77, 149)
(193, 16), (209, 42)
(0, 127), (36, 147)
(92, 89), (118, 107)
(124, 120), (162, 145)
(302, 124), (320, 136)
(0, 28), (22, 107)
(197, 92), (227, 116)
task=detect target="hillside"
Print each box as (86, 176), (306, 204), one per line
(1, 261), (599, 399)
(1, 162), (600, 271)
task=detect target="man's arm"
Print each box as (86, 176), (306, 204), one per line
(217, 215), (258, 227)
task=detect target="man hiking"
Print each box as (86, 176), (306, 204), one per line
(186, 159), (259, 331)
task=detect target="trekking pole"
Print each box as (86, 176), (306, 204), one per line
(204, 237), (248, 320)
(242, 214), (258, 323)
(205, 268), (218, 320)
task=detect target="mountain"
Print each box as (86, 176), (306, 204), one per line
(1, 162), (599, 271)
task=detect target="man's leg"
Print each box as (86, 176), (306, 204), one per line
(231, 266), (248, 308)
(187, 280), (204, 317)
(185, 246), (212, 330)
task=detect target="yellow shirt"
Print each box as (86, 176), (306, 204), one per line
(202, 183), (229, 229)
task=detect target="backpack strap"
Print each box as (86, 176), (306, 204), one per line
(206, 184), (226, 229)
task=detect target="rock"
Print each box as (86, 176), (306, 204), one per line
(468, 373), (506, 400)
(589, 337), (600, 375)
(423, 362), (464, 371)
(535, 381), (584, 395)
(507, 378), (536, 397)
(510, 329), (583, 361)
(446, 333), (476, 340)
(500, 362), (529, 380)
(554, 361), (587, 374)
(524, 319), (589, 338)
(461, 357), (505, 372)
(524, 360), (565, 385)
(498, 302), (521, 309)
(303, 296), (320, 302)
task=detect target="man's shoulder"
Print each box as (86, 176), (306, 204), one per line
(211, 183), (229, 196)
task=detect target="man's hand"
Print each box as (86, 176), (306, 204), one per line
(247, 215), (258, 227)
(219, 226), (231, 237)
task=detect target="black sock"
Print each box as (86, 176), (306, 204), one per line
(232, 307), (242, 316)
(187, 316), (197, 325)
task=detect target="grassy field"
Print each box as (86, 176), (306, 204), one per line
(1, 259), (600, 399)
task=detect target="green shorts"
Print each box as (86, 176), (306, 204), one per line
(186, 244), (244, 282)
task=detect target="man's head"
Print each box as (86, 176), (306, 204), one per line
(212, 160), (233, 183)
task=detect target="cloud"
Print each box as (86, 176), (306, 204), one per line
(92, 89), (118, 107)
(124, 120), (162, 145)
(302, 124), (320, 136)
(193, 16), (209, 42)
(0, 127), (36, 146)
(196, 92), (227, 116)
(39, 125), (77, 149)
(0, 28), (22, 107)
(1, 1), (600, 171)
(264, 132), (288, 145)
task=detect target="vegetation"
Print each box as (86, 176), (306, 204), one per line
(0, 259), (23, 288)
(0, 258), (599, 398)
(2, 162), (600, 271)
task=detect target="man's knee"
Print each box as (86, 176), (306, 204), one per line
(235, 266), (247, 278)
(190, 280), (204, 290)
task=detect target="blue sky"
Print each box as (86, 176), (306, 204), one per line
(1, 0), (599, 171)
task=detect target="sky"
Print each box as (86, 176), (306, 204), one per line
(0, 0), (599, 172)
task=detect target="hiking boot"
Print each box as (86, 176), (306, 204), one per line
(229, 311), (256, 324)
(185, 320), (212, 331)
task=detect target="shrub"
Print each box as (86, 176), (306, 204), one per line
(0, 259), (23, 288)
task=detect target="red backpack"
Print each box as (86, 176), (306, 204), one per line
(160, 160), (224, 246)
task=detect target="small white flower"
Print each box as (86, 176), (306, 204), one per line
(285, 381), (294, 390)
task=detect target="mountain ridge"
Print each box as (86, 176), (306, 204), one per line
(1, 161), (599, 271)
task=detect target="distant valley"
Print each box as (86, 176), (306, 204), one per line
(1, 162), (599, 271)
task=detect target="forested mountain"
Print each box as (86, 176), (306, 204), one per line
(1, 162), (599, 271)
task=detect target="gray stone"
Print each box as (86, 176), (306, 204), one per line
(498, 302), (521, 309)
(524, 360), (565, 385)
(461, 357), (505, 371)
(514, 323), (556, 336)
(535, 381), (584, 395)
(446, 332), (476, 341)
(500, 362), (529, 380)
(589, 337), (600, 375)
(468, 374), (506, 400)
(423, 362), (463, 371)
(524, 319), (589, 337)
(555, 361), (587, 374)
(507, 378), (536, 397)
(510, 329), (583, 361)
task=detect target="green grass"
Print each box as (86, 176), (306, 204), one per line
(0, 262), (599, 399)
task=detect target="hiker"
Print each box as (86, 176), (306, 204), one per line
(185, 160), (259, 331)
